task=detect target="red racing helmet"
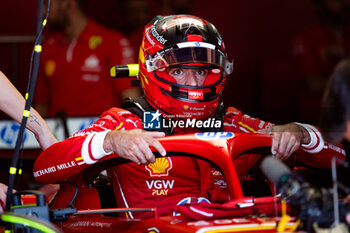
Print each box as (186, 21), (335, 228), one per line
(138, 15), (233, 119)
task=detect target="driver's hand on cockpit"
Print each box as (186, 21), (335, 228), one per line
(258, 123), (311, 161)
(103, 129), (166, 165)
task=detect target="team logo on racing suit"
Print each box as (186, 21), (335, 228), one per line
(145, 157), (173, 177)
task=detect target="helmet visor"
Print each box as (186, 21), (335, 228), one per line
(146, 47), (233, 75)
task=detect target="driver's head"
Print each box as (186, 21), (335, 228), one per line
(138, 15), (233, 119)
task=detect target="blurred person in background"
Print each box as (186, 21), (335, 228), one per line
(319, 59), (350, 224)
(113, 0), (194, 60)
(320, 59), (350, 143)
(35, 0), (140, 118)
(114, 0), (154, 61)
(155, 0), (194, 15)
(292, 0), (350, 124)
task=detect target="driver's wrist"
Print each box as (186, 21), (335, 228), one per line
(299, 124), (311, 145)
(103, 131), (114, 154)
(293, 122), (325, 153)
(82, 130), (112, 164)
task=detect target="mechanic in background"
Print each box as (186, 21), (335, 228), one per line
(35, 0), (140, 118)
(319, 59), (350, 225)
(320, 59), (350, 143)
(34, 15), (345, 219)
(292, 0), (350, 123)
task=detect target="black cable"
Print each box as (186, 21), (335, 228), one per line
(48, 181), (78, 208)
(14, 144), (25, 190)
(5, 0), (50, 216)
(63, 181), (78, 208)
(56, 110), (70, 139)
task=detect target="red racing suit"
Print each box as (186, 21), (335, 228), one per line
(33, 107), (346, 219)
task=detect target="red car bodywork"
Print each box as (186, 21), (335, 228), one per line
(35, 132), (299, 232)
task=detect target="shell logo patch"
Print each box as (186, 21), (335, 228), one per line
(145, 157), (172, 177)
